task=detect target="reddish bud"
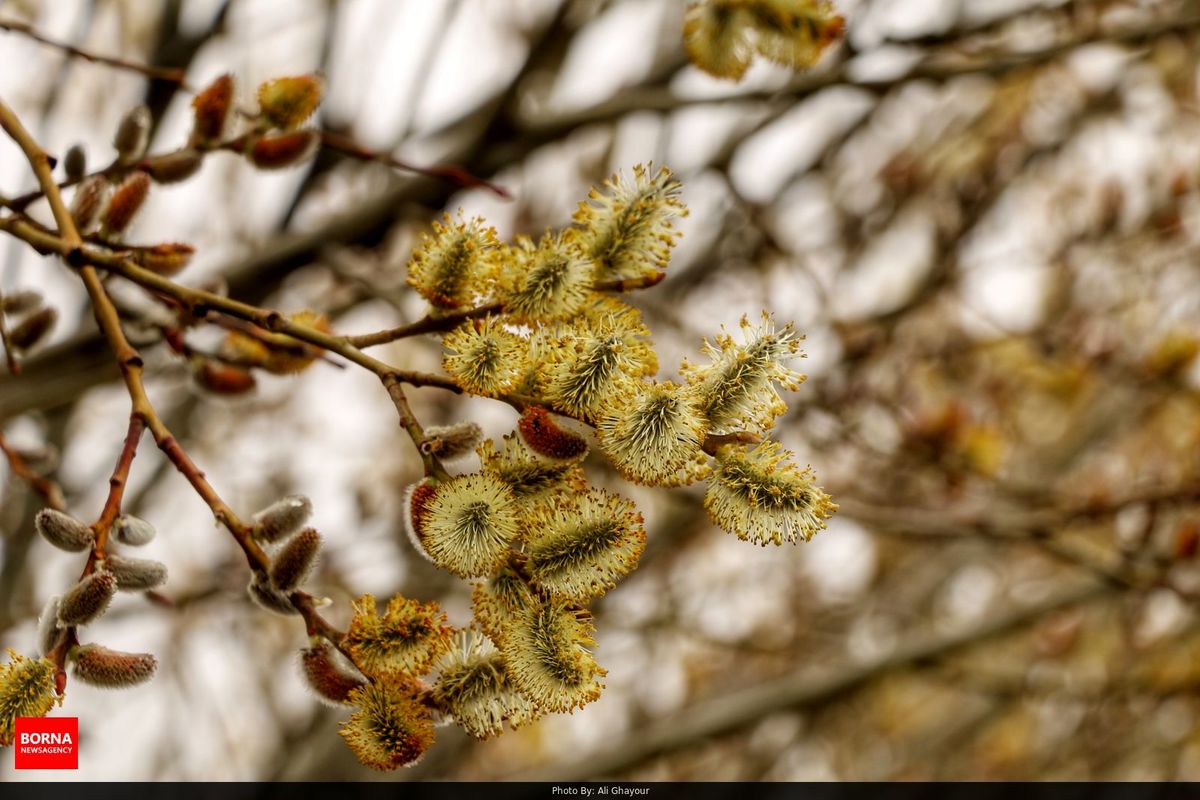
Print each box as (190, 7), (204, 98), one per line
(58, 571), (117, 626)
(70, 175), (109, 230)
(146, 149), (203, 183)
(257, 74), (322, 130)
(403, 479), (438, 562)
(191, 74), (234, 145)
(113, 514), (156, 546)
(71, 644), (157, 688)
(194, 360), (257, 395)
(99, 555), (168, 591)
(101, 172), (151, 237)
(269, 527), (322, 592)
(300, 640), (367, 705)
(518, 406), (589, 461)
(1174, 521), (1200, 560)
(249, 130), (318, 170)
(35, 508), (93, 552)
(134, 242), (195, 276)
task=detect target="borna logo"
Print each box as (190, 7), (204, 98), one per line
(14, 716), (78, 769)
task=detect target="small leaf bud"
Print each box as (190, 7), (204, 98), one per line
(9, 307), (57, 351)
(113, 105), (151, 164)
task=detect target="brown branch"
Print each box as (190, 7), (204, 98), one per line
(0, 429), (65, 510)
(0, 16), (507, 204)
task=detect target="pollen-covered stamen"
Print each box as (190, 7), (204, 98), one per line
(343, 593), (455, 679)
(524, 490), (646, 601)
(256, 74), (323, 130)
(597, 381), (709, 485)
(504, 233), (594, 322)
(443, 317), (528, 397)
(407, 214), (499, 309)
(569, 163), (687, 282)
(0, 650), (59, 746)
(300, 639), (368, 706)
(498, 598), (606, 713)
(517, 407), (589, 461)
(471, 565), (538, 646)
(478, 434), (587, 500)
(70, 644), (157, 688)
(682, 312), (805, 433)
(340, 680), (436, 771)
(704, 441), (837, 546)
(431, 634), (539, 740)
(420, 473), (521, 578)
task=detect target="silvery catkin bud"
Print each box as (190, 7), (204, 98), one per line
(99, 555), (168, 591)
(113, 514), (156, 546)
(35, 509), (94, 552)
(71, 644), (157, 688)
(113, 105), (151, 164)
(37, 595), (63, 657)
(252, 495), (312, 543)
(269, 528), (321, 592)
(248, 571), (298, 615)
(69, 175), (109, 230)
(420, 422), (483, 462)
(58, 571), (117, 626)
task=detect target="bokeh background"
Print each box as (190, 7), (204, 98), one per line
(5, 0), (1200, 781)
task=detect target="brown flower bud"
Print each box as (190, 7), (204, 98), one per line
(300, 639), (367, 705)
(252, 495), (312, 543)
(63, 145), (86, 182)
(35, 508), (93, 552)
(113, 514), (156, 546)
(37, 595), (63, 657)
(269, 528), (321, 592)
(402, 479), (438, 562)
(518, 406), (589, 461)
(58, 571), (117, 626)
(101, 172), (151, 237)
(133, 242), (195, 276)
(9, 307), (57, 351)
(194, 360), (257, 395)
(257, 74), (322, 130)
(247, 571), (298, 615)
(99, 555), (168, 592)
(249, 130), (318, 170)
(146, 149), (203, 184)
(70, 175), (109, 230)
(113, 105), (151, 164)
(1, 289), (42, 315)
(71, 644), (157, 688)
(191, 74), (234, 145)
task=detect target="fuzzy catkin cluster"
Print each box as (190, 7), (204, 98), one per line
(684, 0), (845, 81)
(329, 165), (837, 770)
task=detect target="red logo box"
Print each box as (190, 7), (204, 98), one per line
(14, 716), (78, 770)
